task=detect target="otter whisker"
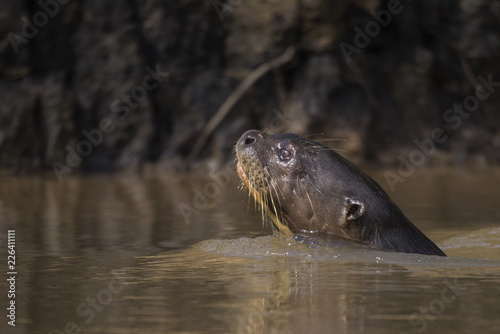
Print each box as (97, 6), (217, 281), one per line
(263, 176), (278, 230)
(309, 146), (356, 157)
(265, 168), (286, 203)
(260, 189), (266, 226)
(252, 180), (259, 213)
(332, 149), (355, 156)
(303, 183), (317, 221)
(265, 169), (288, 227)
(272, 187), (285, 223)
(312, 138), (347, 143)
(265, 178), (281, 229)
(303, 133), (324, 139)
(245, 183), (252, 212)
(307, 145), (332, 152)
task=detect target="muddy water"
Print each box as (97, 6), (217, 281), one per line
(0, 168), (499, 334)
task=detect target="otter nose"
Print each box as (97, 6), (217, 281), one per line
(241, 130), (263, 146)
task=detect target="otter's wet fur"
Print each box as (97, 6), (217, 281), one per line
(236, 130), (446, 257)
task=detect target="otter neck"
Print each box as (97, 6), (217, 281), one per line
(370, 213), (446, 256)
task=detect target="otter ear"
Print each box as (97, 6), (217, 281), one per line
(345, 197), (365, 222)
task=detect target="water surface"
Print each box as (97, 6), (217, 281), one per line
(0, 168), (499, 333)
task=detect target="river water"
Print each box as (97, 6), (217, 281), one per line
(0, 167), (499, 334)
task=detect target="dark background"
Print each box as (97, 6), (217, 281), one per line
(1, 0), (500, 176)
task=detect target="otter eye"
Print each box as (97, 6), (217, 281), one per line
(279, 148), (293, 161)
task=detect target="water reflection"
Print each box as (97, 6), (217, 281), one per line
(0, 168), (499, 333)
(0, 171), (265, 256)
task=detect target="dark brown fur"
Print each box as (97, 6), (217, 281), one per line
(236, 130), (446, 256)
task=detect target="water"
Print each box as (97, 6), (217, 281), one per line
(0, 168), (499, 334)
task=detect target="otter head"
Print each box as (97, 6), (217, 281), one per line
(235, 130), (446, 256)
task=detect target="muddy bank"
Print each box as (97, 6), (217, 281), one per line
(1, 0), (499, 177)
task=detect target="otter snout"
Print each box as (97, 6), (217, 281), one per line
(236, 130), (266, 166)
(237, 130), (265, 150)
(235, 130), (269, 192)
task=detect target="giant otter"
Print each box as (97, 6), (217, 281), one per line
(235, 130), (446, 256)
